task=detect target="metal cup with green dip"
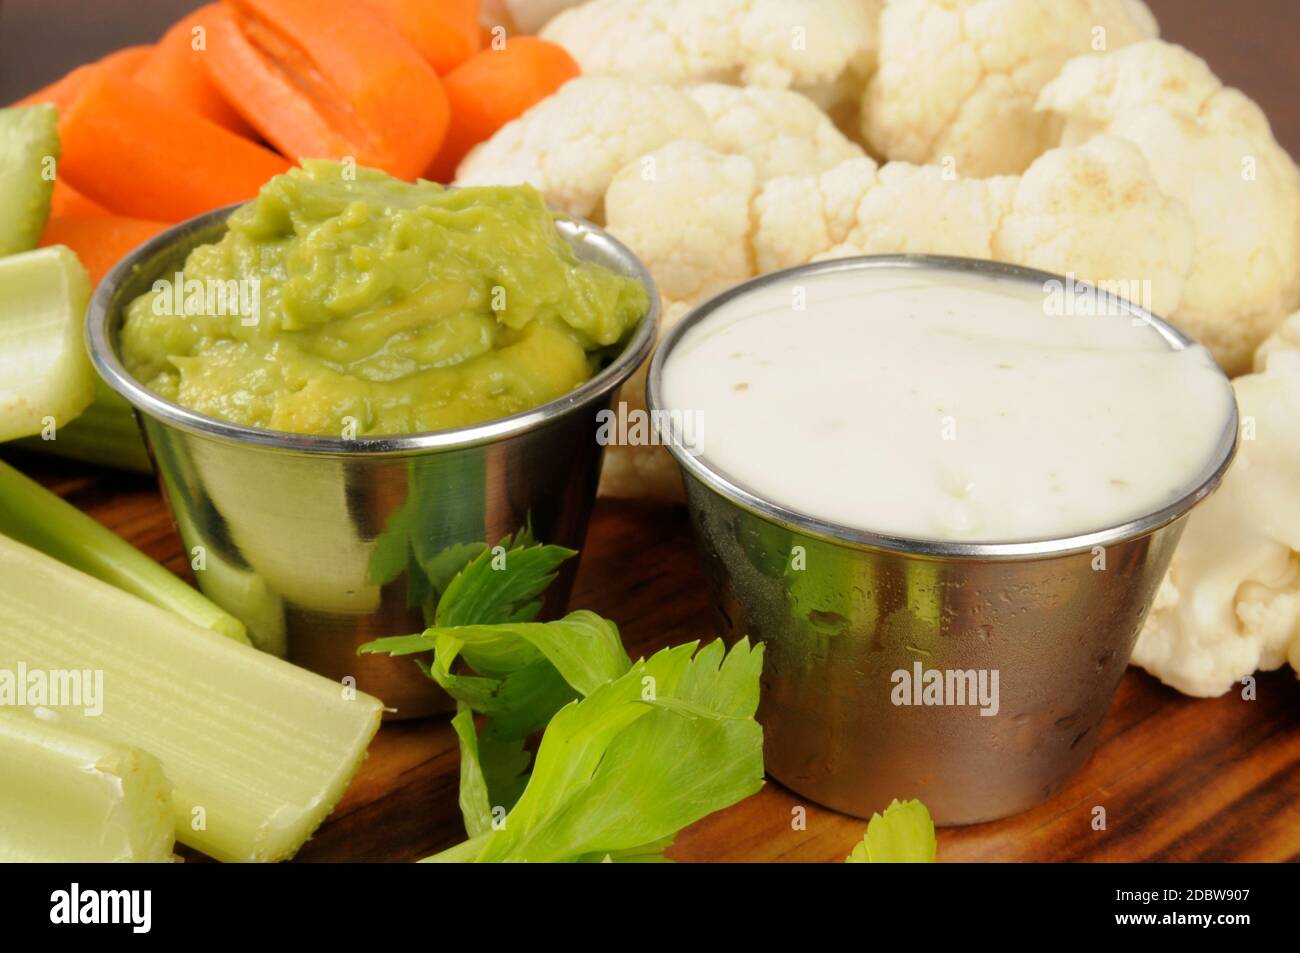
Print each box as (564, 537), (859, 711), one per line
(86, 163), (658, 718)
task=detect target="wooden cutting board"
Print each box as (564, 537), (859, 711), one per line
(13, 455), (1299, 862)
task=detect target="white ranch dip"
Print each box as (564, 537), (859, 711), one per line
(661, 264), (1235, 543)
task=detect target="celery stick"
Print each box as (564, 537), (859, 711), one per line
(0, 246), (95, 441)
(0, 104), (58, 255)
(0, 458), (251, 645)
(18, 380), (152, 473)
(0, 709), (175, 862)
(0, 534), (385, 862)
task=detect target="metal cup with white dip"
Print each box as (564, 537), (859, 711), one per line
(647, 255), (1238, 824)
(86, 205), (658, 719)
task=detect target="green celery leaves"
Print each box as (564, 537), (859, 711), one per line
(361, 537), (766, 863)
(845, 798), (937, 863)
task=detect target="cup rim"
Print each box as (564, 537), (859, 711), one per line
(646, 254), (1240, 560)
(86, 203), (660, 457)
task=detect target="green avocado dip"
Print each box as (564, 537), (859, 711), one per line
(120, 160), (649, 437)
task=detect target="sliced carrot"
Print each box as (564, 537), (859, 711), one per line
(40, 215), (172, 285)
(427, 37), (579, 182)
(59, 72), (290, 221)
(10, 45), (151, 111)
(135, 5), (256, 138)
(97, 45), (154, 78)
(205, 0), (449, 179)
(360, 0), (481, 74)
(50, 180), (109, 218)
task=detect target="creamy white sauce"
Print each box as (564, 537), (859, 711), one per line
(661, 265), (1235, 543)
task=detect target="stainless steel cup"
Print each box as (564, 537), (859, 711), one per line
(87, 206), (658, 719)
(646, 255), (1238, 825)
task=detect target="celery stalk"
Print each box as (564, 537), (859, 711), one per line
(18, 380), (152, 473)
(0, 246), (95, 441)
(0, 534), (385, 862)
(0, 458), (251, 644)
(0, 709), (176, 862)
(0, 105), (58, 255)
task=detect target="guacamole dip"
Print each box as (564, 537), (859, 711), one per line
(120, 161), (649, 436)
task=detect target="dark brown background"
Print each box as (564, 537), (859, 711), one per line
(1, 0), (1297, 862)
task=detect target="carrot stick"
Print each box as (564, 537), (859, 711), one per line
(134, 5), (256, 138)
(201, 7), (350, 161)
(40, 215), (172, 285)
(50, 180), (109, 218)
(59, 72), (289, 221)
(360, 0), (481, 74)
(10, 46), (152, 111)
(205, 0), (449, 179)
(428, 37), (579, 182)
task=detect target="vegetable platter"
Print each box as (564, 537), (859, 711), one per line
(0, 0), (1297, 867)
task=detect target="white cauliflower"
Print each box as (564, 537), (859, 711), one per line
(753, 136), (1191, 316)
(605, 140), (758, 303)
(818, 162), (1016, 260)
(454, 77), (711, 219)
(1039, 39), (1300, 375)
(863, 0), (1157, 176)
(753, 157), (882, 272)
(1256, 311), (1300, 374)
(1132, 337), (1300, 696)
(687, 83), (864, 181)
(994, 135), (1195, 318)
(629, 84), (866, 294)
(541, 0), (879, 91)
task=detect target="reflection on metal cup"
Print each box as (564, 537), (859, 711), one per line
(87, 206), (659, 720)
(647, 256), (1238, 825)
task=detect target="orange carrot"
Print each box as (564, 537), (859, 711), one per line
(59, 72), (290, 221)
(134, 5), (256, 138)
(10, 45), (151, 111)
(360, 0), (481, 74)
(427, 37), (579, 182)
(40, 215), (172, 286)
(205, 0), (449, 179)
(50, 180), (109, 218)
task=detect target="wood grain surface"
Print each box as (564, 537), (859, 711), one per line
(1, 0), (1298, 862)
(8, 454), (1299, 862)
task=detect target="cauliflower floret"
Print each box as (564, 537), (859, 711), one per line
(1039, 39), (1300, 374)
(541, 0), (878, 90)
(863, 0), (1157, 176)
(605, 141), (758, 303)
(600, 85), (863, 302)
(753, 157), (882, 272)
(1132, 362), (1300, 696)
(687, 84), (864, 181)
(755, 136), (1188, 304)
(1256, 311), (1300, 375)
(820, 162), (1016, 260)
(454, 77), (711, 219)
(994, 135), (1195, 317)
